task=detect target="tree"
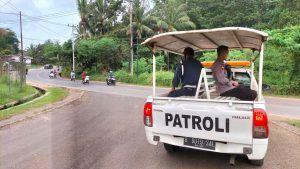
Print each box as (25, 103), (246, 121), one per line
(61, 40), (73, 66)
(152, 0), (196, 32)
(131, 0), (154, 39)
(43, 41), (62, 64)
(77, 0), (90, 39)
(94, 37), (123, 71)
(76, 0), (124, 38)
(269, 0), (300, 28)
(76, 39), (97, 70)
(0, 28), (19, 56)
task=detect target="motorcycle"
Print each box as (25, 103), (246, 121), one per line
(106, 76), (116, 85)
(49, 72), (56, 78)
(82, 76), (89, 84)
(70, 74), (75, 81)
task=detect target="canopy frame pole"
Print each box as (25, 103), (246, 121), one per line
(251, 50), (255, 90)
(258, 42), (265, 101)
(201, 33), (219, 47)
(231, 31), (243, 50)
(171, 35), (203, 50)
(152, 44), (156, 97)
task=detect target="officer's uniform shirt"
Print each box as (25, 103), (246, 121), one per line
(211, 60), (234, 94)
(172, 58), (203, 88)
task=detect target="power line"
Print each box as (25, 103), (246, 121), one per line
(25, 10), (78, 19)
(19, 36), (60, 42)
(0, 11), (18, 15)
(0, 0), (10, 8)
(0, 11), (78, 23)
(6, 0), (19, 11)
(32, 22), (68, 38)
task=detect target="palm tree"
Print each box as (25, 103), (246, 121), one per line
(132, 1), (154, 39)
(81, 0), (123, 38)
(152, 0), (196, 33)
(77, 0), (90, 39)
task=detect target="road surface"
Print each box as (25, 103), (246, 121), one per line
(27, 68), (300, 119)
(0, 68), (299, 169)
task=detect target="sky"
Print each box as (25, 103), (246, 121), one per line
(0, 0), (80, 49)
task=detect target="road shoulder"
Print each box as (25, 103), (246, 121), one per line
(0, 83), (84, 129)
(270, 115), (300, 137)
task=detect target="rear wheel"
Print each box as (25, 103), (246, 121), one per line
(250, 159), (264, 166)
(163, 143), (179, 153)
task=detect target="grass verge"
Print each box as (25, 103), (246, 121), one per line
(0, 88), (68, 120)
(0, 78), (37, 105)
(288, 120), (300, 129)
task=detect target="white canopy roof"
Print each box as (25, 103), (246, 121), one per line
(142, 27), (268, 55)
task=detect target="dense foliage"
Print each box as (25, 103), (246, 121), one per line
(264, 26), (300, 95)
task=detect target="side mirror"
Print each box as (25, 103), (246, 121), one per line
(262, 84), (271, 91)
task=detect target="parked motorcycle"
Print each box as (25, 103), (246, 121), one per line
(106, 76), (116, 85)
(82, 76), (89, 84)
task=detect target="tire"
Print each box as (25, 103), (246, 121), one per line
(163, 143), (179, 153)
(250, 159), (264, 166)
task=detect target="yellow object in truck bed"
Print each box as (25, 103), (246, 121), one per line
(201, 61), (251, 68)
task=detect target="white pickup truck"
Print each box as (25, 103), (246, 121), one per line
(142, 27), (269, 166)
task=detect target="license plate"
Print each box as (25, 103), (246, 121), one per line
(183, 137), (216, 150)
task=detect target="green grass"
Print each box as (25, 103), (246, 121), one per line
(0, 88), (68, 120)
(288, 120), (300, 129)
(0, 78), (37, 105)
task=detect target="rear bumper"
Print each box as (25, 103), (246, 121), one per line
(145, 127), (268, 160)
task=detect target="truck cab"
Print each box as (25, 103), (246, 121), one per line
(142, 27), (269, 166)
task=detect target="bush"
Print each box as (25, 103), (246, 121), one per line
(156, 71), (173, 87)
(113, 70), (173, 87)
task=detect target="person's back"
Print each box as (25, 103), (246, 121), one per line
(168, 47), (203, 97)
(81, 71), (86, 81)
(179, 58), (202, 87)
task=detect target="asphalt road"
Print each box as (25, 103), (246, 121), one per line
(0, 68), (299, 169)
(27, 68), (300, 119)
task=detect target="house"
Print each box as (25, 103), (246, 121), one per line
(2, 55), (33, 65)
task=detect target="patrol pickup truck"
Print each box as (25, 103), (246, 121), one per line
(142, 27), (269, 166)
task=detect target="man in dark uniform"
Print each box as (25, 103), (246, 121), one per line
(211, 45), (257, 101)
(168, 47), (203, 97)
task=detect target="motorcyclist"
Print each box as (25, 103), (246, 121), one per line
(106, 70), (115, 85)
(49, 70), (54, 78)
(107, 70), (114, 79)
(70, 71), (75, 80)
(81, 71), (86, 82)
(53, 69), (57, 78)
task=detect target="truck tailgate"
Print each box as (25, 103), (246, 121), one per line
(152, 99), (253, 145)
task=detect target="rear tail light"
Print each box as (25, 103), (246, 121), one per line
(253, 108), (269, 138)
(144, 102), (153, 127)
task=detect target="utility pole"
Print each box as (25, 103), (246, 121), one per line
(68, 24), (76, 71)
(19, 11), (24, 87)
(129, 0), (133, 75)
(19, 11), (24, 61)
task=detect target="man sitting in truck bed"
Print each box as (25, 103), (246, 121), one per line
(168, 47), (203, 97)
(211, 45), (257, 101)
